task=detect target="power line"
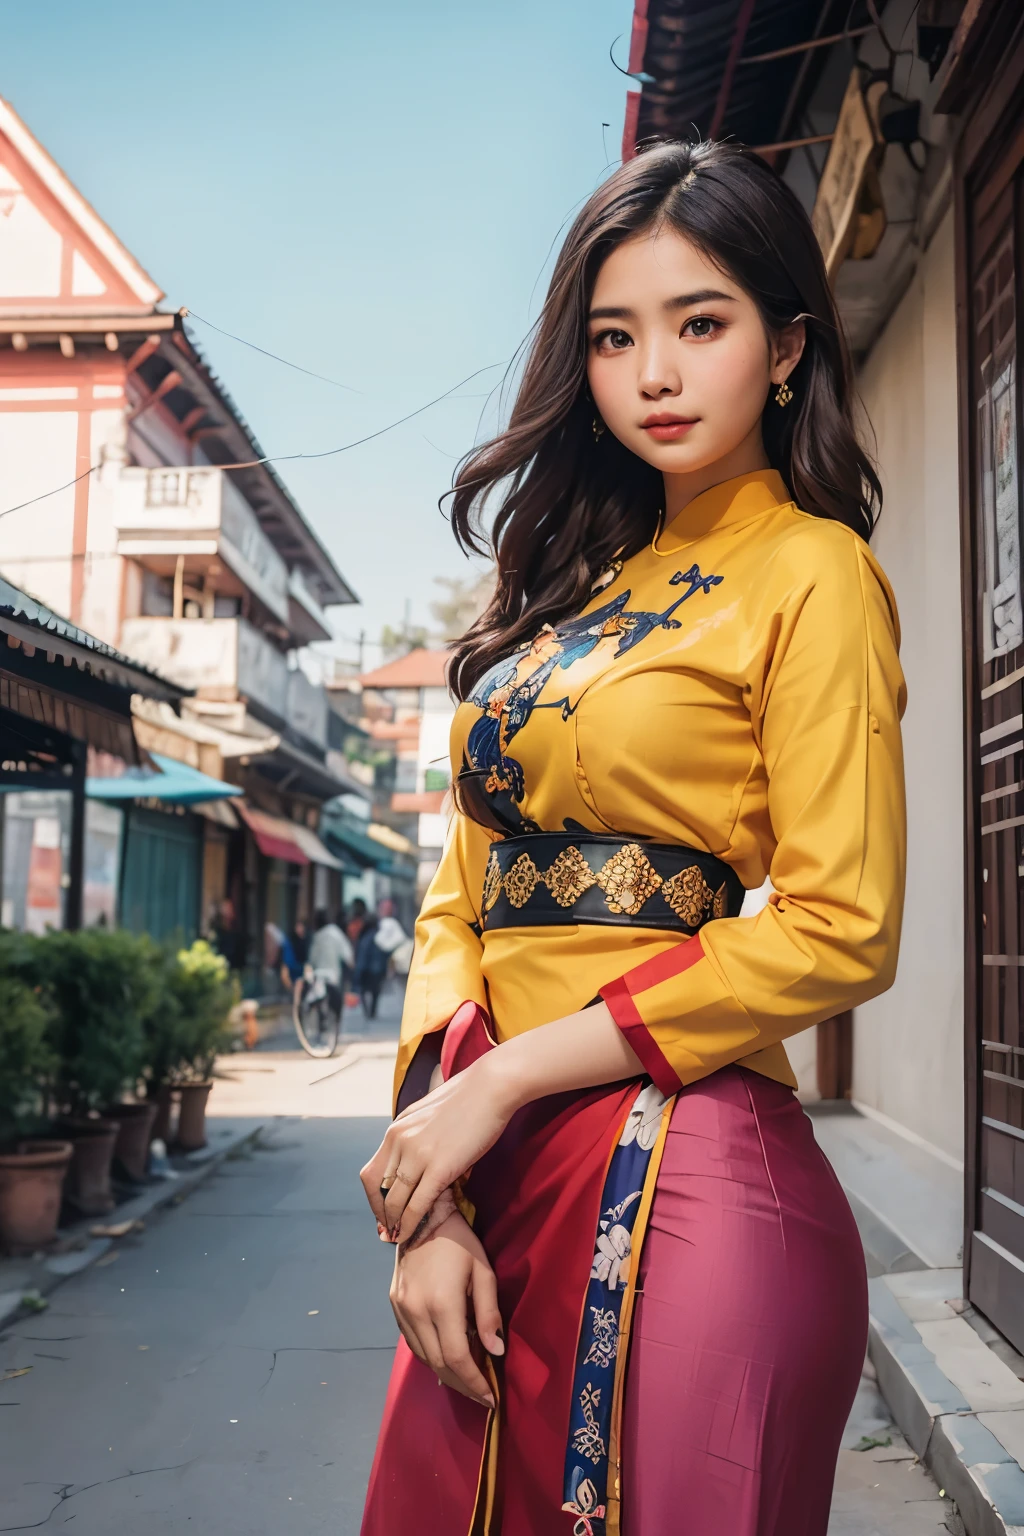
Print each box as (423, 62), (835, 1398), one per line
(181, 308), (364, 395)
(204, 358), (508, 471)
(0, 465), (98, 524)
(0, 353), (509, 523)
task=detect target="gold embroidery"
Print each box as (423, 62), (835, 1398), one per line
(713, 881), (728, 918)
(481, 852), (502, 914)
(661, 865), (714, 927)
(595, 844), (662, 915)
(544, 846), (597, 907)
(504, 852), (541, 908)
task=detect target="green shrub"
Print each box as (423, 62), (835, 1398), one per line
(142, 940), (237, 1088)
(0, 938), (56, 1140)
(34, 928), (157, 1115)
(173, 940), (237, 1081)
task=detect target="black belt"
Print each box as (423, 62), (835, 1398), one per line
(480, 831), (745, 936)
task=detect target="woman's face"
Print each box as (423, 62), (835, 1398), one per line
(586, 225), (803, 487)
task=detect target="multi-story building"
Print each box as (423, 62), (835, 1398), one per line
(348, 648), (454, 897)
(0, 94), (357, 982)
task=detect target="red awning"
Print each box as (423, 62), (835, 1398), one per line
(236, 803), (310, 865)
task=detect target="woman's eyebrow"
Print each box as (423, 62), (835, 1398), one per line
(664, 289), (736, 310)
(588, 289), (737, 323)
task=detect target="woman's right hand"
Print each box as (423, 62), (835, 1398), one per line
(390, 1208), (504, 1409)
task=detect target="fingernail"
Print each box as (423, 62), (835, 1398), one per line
(390, 1226), (401, 1243)
(491, 1338), (505, 1356)
(496, 1327), (504, 1341)
(376, 1222), (386, 1237)
(483, 1394), (495, 1410)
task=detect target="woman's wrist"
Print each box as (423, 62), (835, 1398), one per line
(471, 1037), (535, 1117)
(465, 1001), (637, 1115)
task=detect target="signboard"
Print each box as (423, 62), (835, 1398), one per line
(812, 71), (883, 280)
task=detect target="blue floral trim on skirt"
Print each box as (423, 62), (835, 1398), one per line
(561, 1082), (667, 1535)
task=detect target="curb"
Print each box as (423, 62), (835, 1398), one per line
(0, 1120), (263, 1332)
(869, 1276), (1024, 1536)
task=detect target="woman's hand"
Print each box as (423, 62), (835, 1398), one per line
(391, 1209), (504, 1409)
(360, 1054), (516, 1244)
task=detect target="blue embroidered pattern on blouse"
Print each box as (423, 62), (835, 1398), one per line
(561, 1082), (668, 1535)
(464, 564), (723, 834)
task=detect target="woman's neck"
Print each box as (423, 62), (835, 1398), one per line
(662, 433), (770, 523)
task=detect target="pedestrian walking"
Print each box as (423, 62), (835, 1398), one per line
(359, 140), (906, 1536)
(354, 915), (388, 1020)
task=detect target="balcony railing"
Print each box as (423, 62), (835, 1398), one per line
(115, 466), (289, 624)
(119, 615), (289, 719)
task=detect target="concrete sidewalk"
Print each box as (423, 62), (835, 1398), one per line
(812, 1102), (1024, 1536)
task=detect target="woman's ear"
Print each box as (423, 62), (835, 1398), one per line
(770, 318), (806, 386)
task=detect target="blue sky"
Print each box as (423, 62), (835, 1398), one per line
(4, 0), (634, 663)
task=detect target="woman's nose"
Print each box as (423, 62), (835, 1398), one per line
(637, 342), (682, 399)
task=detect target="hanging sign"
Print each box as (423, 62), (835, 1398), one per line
(812, 70), (884, 280)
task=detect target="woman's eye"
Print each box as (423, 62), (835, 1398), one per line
(683, 315), (721, 340)
(593, 329), (632, 351)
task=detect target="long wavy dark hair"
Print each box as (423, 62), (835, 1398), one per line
(447, 138), (880, 701)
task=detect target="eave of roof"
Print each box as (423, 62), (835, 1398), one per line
(625, 0), (875, 160)
(0, 576), (185, 702)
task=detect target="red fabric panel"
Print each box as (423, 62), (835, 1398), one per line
(598, 934), (707, 1096)
(361, 1007), (639, 1536)
(600, 975), (683, 1097)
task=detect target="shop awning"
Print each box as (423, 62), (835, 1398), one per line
(235, 803), (309, 865)
(324, 814), (396, 872)
(291, 824), (345, 871)
(86, 751), (242, 805)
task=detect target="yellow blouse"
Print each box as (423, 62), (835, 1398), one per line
(395, 469), (907, 1106)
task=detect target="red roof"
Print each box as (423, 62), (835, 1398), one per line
(359, 648), (450, 690)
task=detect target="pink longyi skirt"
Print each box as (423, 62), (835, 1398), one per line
(621, 1066), (867, 1535)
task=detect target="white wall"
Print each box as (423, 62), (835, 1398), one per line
(80, 408), (127, 645)
(0, 409), (78, 616)
(852, 207), (965, 1162)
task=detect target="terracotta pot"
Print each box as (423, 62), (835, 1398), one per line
(106, 1102), (158, 1183)
(0, 1141), (73, 1254)
(176, 1081), (213, 1152)
(54, 1118), (118, 1216)
(148, 1085), (178, 1146)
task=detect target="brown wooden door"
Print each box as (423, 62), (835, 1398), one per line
(963, 116), (1024, 1349)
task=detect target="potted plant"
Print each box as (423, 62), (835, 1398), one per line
(140, 944), (191, 1146)
(167, 942), (237, 1152)
(0, 947), (69, 1254)
(40, 929), (156, 1182)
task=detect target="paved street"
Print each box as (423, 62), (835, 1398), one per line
(0, 990), (959, 1535)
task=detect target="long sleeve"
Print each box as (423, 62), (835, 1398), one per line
(600, 526), (907, 1097)
(394, 808), (494, 1106)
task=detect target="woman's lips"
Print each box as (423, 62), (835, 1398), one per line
(641, 418), (697, 441)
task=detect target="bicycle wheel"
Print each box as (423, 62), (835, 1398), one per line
(293, 981), (341, 1057)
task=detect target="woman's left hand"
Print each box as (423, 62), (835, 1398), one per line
(360, 1057), (514, 1244)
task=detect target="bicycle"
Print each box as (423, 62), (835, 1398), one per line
(292, 966), (343, 1057)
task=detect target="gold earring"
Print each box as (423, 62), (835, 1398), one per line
(592, 415), (605, 440)
(774, 380), (794, 407)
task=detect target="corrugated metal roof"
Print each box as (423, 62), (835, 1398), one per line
(0, 576), (185, 701)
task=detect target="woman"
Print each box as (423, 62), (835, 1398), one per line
(359, 140), (906, 1536)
